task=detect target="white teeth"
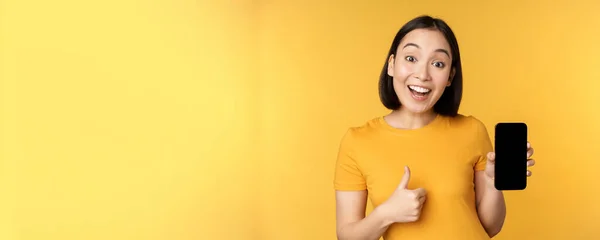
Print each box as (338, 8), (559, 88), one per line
(409, 85), (431, 93)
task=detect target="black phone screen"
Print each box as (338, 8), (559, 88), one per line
(494, 122), (528, 190)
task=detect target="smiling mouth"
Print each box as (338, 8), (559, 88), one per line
(408, 85), (431, 97)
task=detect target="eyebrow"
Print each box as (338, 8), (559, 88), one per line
(402, 43), (451, 58)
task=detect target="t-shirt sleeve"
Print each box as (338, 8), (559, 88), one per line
(333, 128), (367, 191)
(472, 117), (494, 171)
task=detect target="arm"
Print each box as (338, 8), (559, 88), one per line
(474, 171), (506, 238)
(334, 129), (395, 239)
(335, 190), (391, 240)
(469, 116), (506, 237)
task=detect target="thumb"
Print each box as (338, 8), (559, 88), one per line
(487, 152), (496, 164)
(397, 166), (411, 189)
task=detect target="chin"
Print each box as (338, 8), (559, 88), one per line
(398, 96), (439, 114)
(404, 104), (434, 114)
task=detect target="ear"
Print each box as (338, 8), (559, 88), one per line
(447, 67), (456, 87)
(387, 54), (395, 77)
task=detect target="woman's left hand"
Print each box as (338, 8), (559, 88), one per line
(485, 142), (535, 180)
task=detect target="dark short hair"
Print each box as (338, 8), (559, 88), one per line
(378, 15), (463, 117)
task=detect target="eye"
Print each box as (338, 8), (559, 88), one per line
(433, 61), (445, 68)
(405, 56), (416, 62)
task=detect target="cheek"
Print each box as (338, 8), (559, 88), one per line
(395, 63), (413, 78)
(431, 70), (451, 88)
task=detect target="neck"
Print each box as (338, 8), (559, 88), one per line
(384, 108), (438, 130)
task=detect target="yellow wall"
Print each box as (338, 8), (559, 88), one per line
(2, 0), (599, 239)
(1, 0), (259, 239)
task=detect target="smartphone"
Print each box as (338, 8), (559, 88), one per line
(494, 122), (528, 191)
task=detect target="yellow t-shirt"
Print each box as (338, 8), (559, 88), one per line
(334, 114), (493, 240)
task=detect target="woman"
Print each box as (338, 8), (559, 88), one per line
(333, 15), (536, 240)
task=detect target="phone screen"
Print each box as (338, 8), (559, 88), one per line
(494, 122), (528, 190)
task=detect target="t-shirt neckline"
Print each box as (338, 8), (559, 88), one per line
(376, 114), (444, 135)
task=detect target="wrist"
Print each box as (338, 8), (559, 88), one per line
(484, 175), (501, 193)
(373, 204), (394, 227)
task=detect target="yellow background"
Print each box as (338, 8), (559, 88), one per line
(1, 0), (599, 239)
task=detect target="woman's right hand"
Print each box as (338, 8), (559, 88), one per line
(379, 166), (427, 223)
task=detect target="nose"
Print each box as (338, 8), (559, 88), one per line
(414, 62), (431, 81)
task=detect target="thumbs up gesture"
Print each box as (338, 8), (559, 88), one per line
(379, 166), (427, 223)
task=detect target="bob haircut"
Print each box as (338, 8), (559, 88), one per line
(378, 15), (463, 117)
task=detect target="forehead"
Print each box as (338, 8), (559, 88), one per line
(399, 28), (451, 53)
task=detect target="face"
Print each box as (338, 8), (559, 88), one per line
(387, 28), (455, 114)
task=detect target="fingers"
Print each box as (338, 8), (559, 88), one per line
(418, 194), (426, 203)
(527, 141), (534, 158)
(413, 187), (427, 198)
(527, 158), (535, 177)
(417, 195), (426, 208)
(526, 142), (534, 177)
(527, 147), (534, 159)
(414, 190), (427, 212)
(397, 166), (411, 189)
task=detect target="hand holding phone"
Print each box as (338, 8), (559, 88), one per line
(493, 122), (531, 191)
